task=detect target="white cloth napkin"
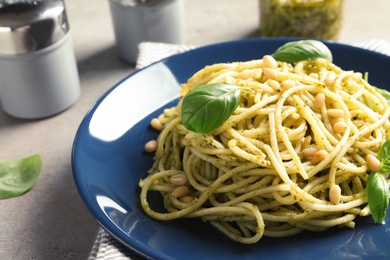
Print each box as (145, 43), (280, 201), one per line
(88, 39), (390, 260)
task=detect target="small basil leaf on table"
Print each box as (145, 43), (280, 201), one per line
(0, 154), (42, 199)
(271, 40), (333, 63)
(366, 172), (389, 223)
(181, 83), (241, 133)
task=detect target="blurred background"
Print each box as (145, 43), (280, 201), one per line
(67, 0), (390, 60)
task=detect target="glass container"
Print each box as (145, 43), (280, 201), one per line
(259, 0), (344, 40)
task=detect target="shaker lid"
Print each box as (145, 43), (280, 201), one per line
(0, 0), (70, 55)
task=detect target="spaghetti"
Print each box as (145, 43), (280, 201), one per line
(139, 54), (390, 244)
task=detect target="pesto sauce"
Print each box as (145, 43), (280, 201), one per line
(259, 0), (344, 40)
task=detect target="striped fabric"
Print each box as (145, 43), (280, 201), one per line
(353, 39), (390, 56)
(89, 39), (390, 260)
(89, 228), (143, 260)
(136, 41), (195, 69)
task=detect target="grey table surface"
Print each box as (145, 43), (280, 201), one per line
(1, 0), (390, 259)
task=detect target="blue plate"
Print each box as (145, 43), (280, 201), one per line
(72, 38), (390, 260)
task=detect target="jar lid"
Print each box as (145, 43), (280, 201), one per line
(0, 0), (69, 55)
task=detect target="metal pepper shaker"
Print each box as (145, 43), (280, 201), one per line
(0, 0), (80, 119)
(109, 0), (185, 64)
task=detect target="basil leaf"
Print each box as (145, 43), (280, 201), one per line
(363, 73), (390, 108)
(271, 40), (333, 63)
(378, 139), (390, 174)
(0, 154), (42, 199)
(366, 172), (389, 223)
(375, 87), (390, 107)
(181, 83), (241, 133)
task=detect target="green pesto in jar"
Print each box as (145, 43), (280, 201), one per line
(259, 0), (344, 40)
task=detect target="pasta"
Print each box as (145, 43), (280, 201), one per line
(139, 54), (390, 244)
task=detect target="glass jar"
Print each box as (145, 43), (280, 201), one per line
(259, 0), (344, 40)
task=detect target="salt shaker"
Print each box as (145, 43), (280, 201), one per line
(0, 0), (80, 119)
(109, 0), (185, 64)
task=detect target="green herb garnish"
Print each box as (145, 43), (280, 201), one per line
(271, 39), (333, 63)
(364, 72), (390, 107)
(181, 83), (241, 133)
(0, 154), (42, 199)
(378, 139), (390, 174)
(367, 172), (389, 223)
(375, 87), (390, 107)
(366, 139), (390, 222)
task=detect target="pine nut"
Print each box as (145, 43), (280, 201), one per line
(170, 173), (188, 186)
(262, 67), (277, 80)
(314, 93), (325, 109)
(333, 121), (348, 134)
(327, 108), (344, 118)
(171, 186), (189, 198)
(366, 154), (382, 172)
(179, 195), (194, 203)
(267, 79), (280, 91)
(302, 146), (319, 157)
(329, 184), (341, 205)
(238, 70), (253, 80)
(330, 117), (344, 126)
(281, 80), (296, 91)
(263, 55), (278, 69)
(150, 118), (164, 131)
(324, 73), (336, 87)
(312, 149), (328, 164)
(144, 140), (157, 153)
(309, 73), (319, 79)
